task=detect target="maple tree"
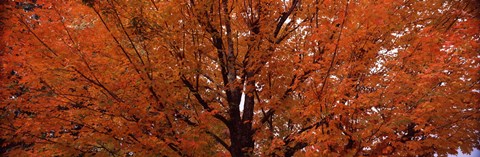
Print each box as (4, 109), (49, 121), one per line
(1, 0), (479, 156)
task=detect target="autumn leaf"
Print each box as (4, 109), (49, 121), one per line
(1, 0), (479, 156)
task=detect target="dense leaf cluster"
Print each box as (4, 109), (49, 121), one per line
(1, 0), (479, 156)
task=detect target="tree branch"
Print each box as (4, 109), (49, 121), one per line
(206, 130), (230, 150)
(181, 75), (229, 125)
(273, 0), (300, 38)
(17, 15), (57, 57)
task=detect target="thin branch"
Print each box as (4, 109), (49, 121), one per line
(91, 6), (141, 75)
(150, 0), (159, 11)
(273, 0), (300, 38)
(72, 67), (124, 102)
(181, 75), (229, 125)
(317, 0), (349, 101)
(17, 15), (57, 57)
(206, 131), (230, 150)
(107, 0), (146, 66)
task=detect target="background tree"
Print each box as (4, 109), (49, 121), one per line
(1, 0), (479, 156)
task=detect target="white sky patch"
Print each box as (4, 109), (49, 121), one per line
(380, 48), (398, 55)
(370, 48), (399, 74)
(440, 45), (455, 53)
(371, 107), (379, 113)
(391, 32), (405, 37)
(329, 75), (339, 80)
(439, 82), (447, 86)
(285, 18), (292, 24)
(370, 59), (385, 74)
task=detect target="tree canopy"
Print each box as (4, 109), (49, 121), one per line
(1, 0), (479, 156)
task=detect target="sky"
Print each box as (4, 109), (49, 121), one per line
(449, 149), (480, 157)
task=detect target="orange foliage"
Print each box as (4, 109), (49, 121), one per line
(1, 0), (479, 156)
